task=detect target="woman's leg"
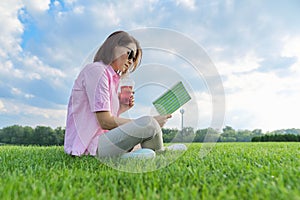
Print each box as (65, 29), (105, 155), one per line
(140, 127), (163, 150)
(97, 116), (164, 157)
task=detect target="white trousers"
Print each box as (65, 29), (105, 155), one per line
(97, 116), (163, 157)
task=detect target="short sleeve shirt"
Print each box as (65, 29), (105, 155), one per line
(64, 61), (120, 156)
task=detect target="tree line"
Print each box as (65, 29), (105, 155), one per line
(251, 134), (300, 142)
(167, 126), (300, 143)
(0, 125), (64, 146)
(163, 126), (265, 143)
(0, 125), (299, 146)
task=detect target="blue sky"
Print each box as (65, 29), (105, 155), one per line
(0, 0), (300, 132)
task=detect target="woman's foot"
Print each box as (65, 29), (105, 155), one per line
(121, 148), (156, 159)
(156, 143), (187, 153)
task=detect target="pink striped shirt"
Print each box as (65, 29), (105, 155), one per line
(64, 61), (120, 156)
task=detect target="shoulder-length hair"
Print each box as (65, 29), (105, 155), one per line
(93, 31), (142, 72)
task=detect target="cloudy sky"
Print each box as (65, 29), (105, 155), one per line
(0, 0), (299, 132)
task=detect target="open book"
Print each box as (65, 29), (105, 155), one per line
(152, 81), (191, 115)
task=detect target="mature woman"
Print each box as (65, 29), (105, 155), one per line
(64, 31), (179, 158)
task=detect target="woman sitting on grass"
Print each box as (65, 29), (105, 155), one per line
(64, 31), (186, 159)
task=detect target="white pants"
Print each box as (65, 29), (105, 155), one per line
(97, 116), (163, 158)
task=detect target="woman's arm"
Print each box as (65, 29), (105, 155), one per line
(95, 111), (132, 130)
(96, 111), (172, 130)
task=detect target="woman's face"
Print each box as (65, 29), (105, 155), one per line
(111, 42), (137, 74)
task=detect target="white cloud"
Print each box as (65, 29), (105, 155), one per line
(224, 71), (300, 131)
(0, 1), (24, 58)
(23, 55), (66, 78)
(24, 94), (35, 99)
(0, 98), (67, 128)
(0, 1), (55, 83)
(64, 0), (78, 5)
(11, 87), (22, 95)
(22, 0), (50, 13)
(214, 51), (263, 76)
(0, 60), (24, 79)
(216, 34), (300, 131)
(189, 91), (213, 128)
(73, 5), (84, 14)
(135, 0), (159, 12)
(91, 1), (143, 27)
(176, 0), (196, 10)
(281, 35), (300, 74)
(0, 100), (4, 111)
(225, 0), (234, 12)
(11, 87), (35, 99)
(0, 53), (65, 84)
(53, 0), (60, 7)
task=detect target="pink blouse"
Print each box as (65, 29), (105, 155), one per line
(64, 61), (120, 156)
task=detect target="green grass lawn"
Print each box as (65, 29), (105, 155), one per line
(0, 143), (299, 200)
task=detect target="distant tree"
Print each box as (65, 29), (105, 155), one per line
(251, 136), (261, 142)
(236, 130), (252, 142)
(0, 125), (65, 146)
(222, 126), (236, 137)
(0, 125), (23, 144)
(220, 126), (236, 142)
(220, 136), (236, 142)
(23, 126), (34, 145)
(204, 128), (221, 142)
(162, 128), (178, 143)
(252, 129), (263, 136)
(251, 133), (299, 142)
(181, 127), (195, 142)
(172, 127), (195, 143)
(54, 127), (65, 145)
(194, 129), (207, 142)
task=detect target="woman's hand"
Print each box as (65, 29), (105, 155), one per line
(154, 114), (172, 127)
(128, 94), (135, 107)
(118, 93), (134, 115)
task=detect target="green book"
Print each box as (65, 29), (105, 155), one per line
(152, 81), (191, 115)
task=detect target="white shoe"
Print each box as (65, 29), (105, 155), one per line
(165, 144), (187, 151)
(121, 148), (156, 159)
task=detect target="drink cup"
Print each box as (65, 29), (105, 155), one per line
(119, 85), (133, 105)
(119, 73), (135, 105)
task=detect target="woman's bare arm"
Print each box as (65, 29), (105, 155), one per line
(96, 111), (172, 130)
(95, 111), (131, 130)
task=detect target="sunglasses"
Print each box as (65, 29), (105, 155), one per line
(124, 47), (136, 61)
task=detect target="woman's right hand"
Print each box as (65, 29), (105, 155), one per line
(154, 114), (172, 127)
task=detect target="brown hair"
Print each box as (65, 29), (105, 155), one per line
(93, 31), (142, 72)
